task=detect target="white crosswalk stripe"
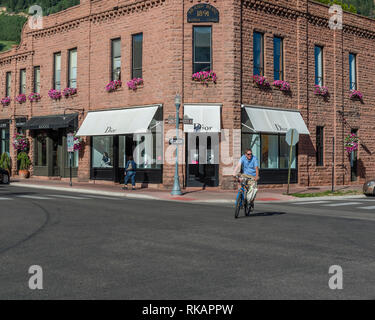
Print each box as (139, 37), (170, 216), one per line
(49, 194), (90, 200)
(0, 197), (12, 200)
(358, 206), (375, 210)
(16, 195), (54, 200)
(293, 201), (331, 205)
(322, 202), (362, 207)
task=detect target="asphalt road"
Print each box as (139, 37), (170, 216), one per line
(1, 184), (375, 300)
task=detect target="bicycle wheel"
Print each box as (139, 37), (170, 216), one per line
(235, 192), (242, 219)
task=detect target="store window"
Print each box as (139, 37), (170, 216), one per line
(242, 133), (296, 169)
(132, 33), (143, 79)
(20, 69), (26, 94)
(315, 46), (323, 86)
(111, 38), (121, 81)
(92, 136), (114, 168)
(68, 48), (77, 88)
(193, 26), (212, 73)
(34, 133), (47, 167)
(253, 32), (264, 76)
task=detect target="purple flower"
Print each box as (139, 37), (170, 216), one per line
(314, 85), (329, 97)
(273, 80), (291, 92)
(127, 78), (144, 90)
(192, 71), (217, 84)
(1, 97), (11, 106)
(48, 89), (62, 100)
(63, 88), (78, 98)
(16, 94), (27, 104)
(253, 75), (270, 88)
(106, 80), (122, 92)
(349, 90), (363, 101)
(28, 93), (41, 102)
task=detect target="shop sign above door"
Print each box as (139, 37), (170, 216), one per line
(187, 4), (219, 23)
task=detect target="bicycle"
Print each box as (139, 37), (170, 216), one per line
(234, 175), (255, 219)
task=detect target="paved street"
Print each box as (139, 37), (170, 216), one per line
(1, 184), (375, 299)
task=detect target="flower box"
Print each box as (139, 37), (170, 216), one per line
(344, 133), (359, 154)
(349, 90), (363, 102)
(314, 85), (329, 97)
(28, 93), (41, 102)
(127, 78), (144, 90)
(253, 75), (270, 88)
(13, 133), (29, 152)
(106, 80), (122, 92)
(1, 97), (11, 107)
(16, 94), (27, 104)
(192, 71), (217, 84)
(273, 80), (291, 92)
(48, 89), (62, 100)
(63, 87), (78, 98)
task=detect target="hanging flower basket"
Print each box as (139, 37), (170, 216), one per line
(1, 97), (11, 107)
(13, 133), (29, 152)
(48, 89), (62, 100)
(63, 87), (78, 98)
(127, 78), (144, 90)
(28, 93), (41, 102)
(349, 90), (363, 102)
(73, 133), (83, 151)
(344, 133), (359, 154)
(106, 80), (122, 92)
(253, 75), (270, 89)
(273, 80), (291, 92)
(16, 94), (27, 104)
(314, 85), (329, 98)
(192, 71), (217, 84)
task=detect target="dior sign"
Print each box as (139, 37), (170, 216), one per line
(104, 126), (116, 134)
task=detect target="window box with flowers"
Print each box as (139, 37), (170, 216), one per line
(1, 97), (11, 107)
(28, 93), (41, 103)
(192, 71), (217, 84)
(63, 87), (78, 98)
(106, 80), (122, 93)
(344, 133), (359, 154)
(273, 80), (291, 92)
(127, 78), (144, 90)
(349, 90), (363, 102)
(314, 85), (329, 98)
(16, 94), (27, 104)
(253, 75), (270, 89)
(48, 89), (62, 100)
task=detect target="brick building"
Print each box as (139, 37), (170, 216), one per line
(0, 0), (374, 189)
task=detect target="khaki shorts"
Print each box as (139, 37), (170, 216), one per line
(241, 174), (257, 188)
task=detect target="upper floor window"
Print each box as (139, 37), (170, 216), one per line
(193, 26), (212, 73)
(349, 53), (357, 90)
(132, 33), (143, 79)
(19, 69), (26, 94)
(54, 52), (61, 90)
(273, 37), (283, 81)
(253, 32), (264, 76)
(68, 48), (77, 88)
(6, 72), (11, 97)
(315, 46), (323, 86)
(34, 66), (40, 94)
(111, 38), (121, 81)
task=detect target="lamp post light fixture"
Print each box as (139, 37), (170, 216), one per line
(171, 94), (182, 196)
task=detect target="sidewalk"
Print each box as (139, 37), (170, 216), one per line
(8, 177), (366, 204)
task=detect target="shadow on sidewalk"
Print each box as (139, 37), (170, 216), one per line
(236, 212), (287, 219)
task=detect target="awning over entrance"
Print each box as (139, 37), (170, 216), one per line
(23, 114), (78, 130)
(0, 119), (10, 129)
(76, 106), (159, 136)
(243, 105), (310, 135)
(184, 104), (221, 133)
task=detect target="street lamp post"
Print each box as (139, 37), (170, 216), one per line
(171, 94), (182, 196)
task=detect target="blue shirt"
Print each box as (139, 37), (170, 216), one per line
(240, 155), (259, 176)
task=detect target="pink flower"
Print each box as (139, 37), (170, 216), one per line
(127, 78), (144, 90)
(192, 71), (217, 84)
(16, 94), (27, 104)
(48, 89), (62, 100)
(106, 80), (122, 92)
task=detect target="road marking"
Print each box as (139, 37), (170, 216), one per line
(0, 197), (12, 200)
(16, 195), (53, 200)
(81, 195), (122, 200)
(358, 206), (375, 210)
(49, 194), (90, 200)
(293, 201), (331, 205)
(322, 202), (362, 207)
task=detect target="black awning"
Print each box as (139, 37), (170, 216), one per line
(16, 117), (27, 128)
(23, 114), (78, 130)
(0, 119), (10, 129)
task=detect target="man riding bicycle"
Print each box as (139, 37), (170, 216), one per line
(233, 149), (260, 210)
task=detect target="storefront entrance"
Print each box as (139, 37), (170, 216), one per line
(186, 133), (219, 187)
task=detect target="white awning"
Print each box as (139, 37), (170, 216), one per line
(184, 104), (221, 133)
(243, 106), (310, 135)
(76, 106), (158, 136)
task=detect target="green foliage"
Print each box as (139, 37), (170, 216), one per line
(315, 0), (375, 16)
(0, 1), (80, 15)
(17, 151), (31, 170)
(0, 14), (27, 42)
(0, 152), (11, 171)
